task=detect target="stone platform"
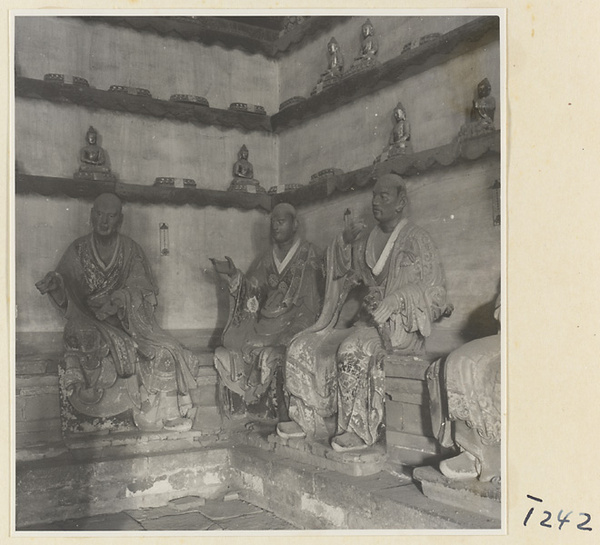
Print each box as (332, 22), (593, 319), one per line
(413, 465), (501, 521)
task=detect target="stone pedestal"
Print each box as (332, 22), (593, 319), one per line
(384, 353), (449, 467)
(413, 465), (501, 520)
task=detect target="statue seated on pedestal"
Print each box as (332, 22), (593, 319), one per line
(36, 193), (198, 432)
(346, 19), (380, 76)
(427, 294), (501, 482)
(74, 126), (116, 181)
(458, 78), (496, 141)
(311, 37), (344, 96)
(211, 203), (323, 420)
(228, 145), (266, 193)
(277, 174), (451, 456)
(374, 102), (412, 163)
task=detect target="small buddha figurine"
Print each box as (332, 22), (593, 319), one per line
(311, 37), (344, 95)
(74, 126), (115, 180)
(374, 102), (412, 163)
(233, 145), (254, 180)
(348, 19), (380, 75)
(472, 77), (496, 128)
(458, 78), (496, 140)
(229, 145), (265, 193)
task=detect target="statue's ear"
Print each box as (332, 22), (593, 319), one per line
(293, 218), (300, 232)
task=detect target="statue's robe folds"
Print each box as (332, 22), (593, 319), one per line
(428, 333), (501, 481)
(214, 240), (322, 405)
(48, 233), (198, 428)
(286, 220), (448, 444)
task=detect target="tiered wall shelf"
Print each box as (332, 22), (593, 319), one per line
(272, 17), (499, 131)
(15, 77), (272, 133)
(15, 174), (272, 212)
(16, 131), (499, 212)
(15, 17), (498, 135)
(76, 16), (351, 58)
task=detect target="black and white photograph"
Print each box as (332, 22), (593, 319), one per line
(12, 11), (505, 534)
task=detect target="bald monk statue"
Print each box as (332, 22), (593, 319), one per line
(36, 194), (198, 432)
(278, 174), (451, 452)
(211, 203), (323, 418)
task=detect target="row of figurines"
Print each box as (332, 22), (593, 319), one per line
(73, 79), (495, 189)
(36, 180), (500, 483)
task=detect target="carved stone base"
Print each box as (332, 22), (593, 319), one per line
(74, 170), (116, 181)
(458, 121), (495, 141)
(310, 74), (342, 96)
(413, 465), (501, 520)
(267, 433), (387, 477)
(228, 178), (267, 193)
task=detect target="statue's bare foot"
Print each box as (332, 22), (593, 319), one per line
(331, 431), (367, 452)
(439, 451), (478, 480)
(276, 421), (306, 439)
(163, 416), (193, 432)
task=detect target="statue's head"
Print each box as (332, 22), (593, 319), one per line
(477, 78), (492, 98)
(362, 19), (374, 37)
(393, 102), (406, 122)
(86, 126), (98, 145)
(270, 203), (298, 245)
(327, 37), (339, 54)
(372, 173), (408, 225)
(91, 193), (123, 238)
(238, 145), (249, 160)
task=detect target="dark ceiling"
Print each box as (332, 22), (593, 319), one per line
(218, 16), (287, 32)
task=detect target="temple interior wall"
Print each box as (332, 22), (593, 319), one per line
(277, 41), (500, 184)
(277, 15), (480, 105)
(295, 157), (501, 354)
(15, 15), (501, 354)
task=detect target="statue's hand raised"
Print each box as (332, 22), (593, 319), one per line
(210, 256), (236, 277)
(35, 272), (60, 295)
(343, 218), (365, 245)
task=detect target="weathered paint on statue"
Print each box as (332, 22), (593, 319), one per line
(211, 203), (323, 419)
(279, 174), (451, 452)
(36, 193), (198, 432)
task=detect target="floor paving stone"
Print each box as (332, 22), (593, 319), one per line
(169, 495), (207, 511)
(197, 499), (263, 520)
(27, 512), (145, 531)
(140, 511), (214, 531)
(218, 511), (296, 531)
(125, 505), (184, 521)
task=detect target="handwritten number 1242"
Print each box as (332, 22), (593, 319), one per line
(524, 495), (592, 531)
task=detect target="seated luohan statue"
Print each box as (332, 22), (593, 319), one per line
(278, 174), (451, 450)
(228, 145), (265, 193)
(36, 194), (198, 432)
(211, 203), (323, 418)
(74, 126), (116, 181)
(427, 295), (501, 482)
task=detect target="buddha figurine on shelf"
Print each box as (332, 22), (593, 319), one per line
(374, 102), (413, 163)
(347, 19), (380, 76)
(228, 145), (266, 193)
(458, 78), (496, 140)
(311, 37), (344, 96)
(74, 126), (116, 181)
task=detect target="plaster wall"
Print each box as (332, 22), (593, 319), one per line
(295, 157), (501, 355)
(15, 16), (279, 113)
(278, 15), (480, 104)
(16, 99), (278, 189)
(279, 41), (500, 185)
(16, 195), (270, 333)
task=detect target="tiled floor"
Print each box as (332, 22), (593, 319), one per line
(21, 497), (297, 531)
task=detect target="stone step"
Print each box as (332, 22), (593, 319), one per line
(229, 443), (500, 530)
(16, 442), (233, 529)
